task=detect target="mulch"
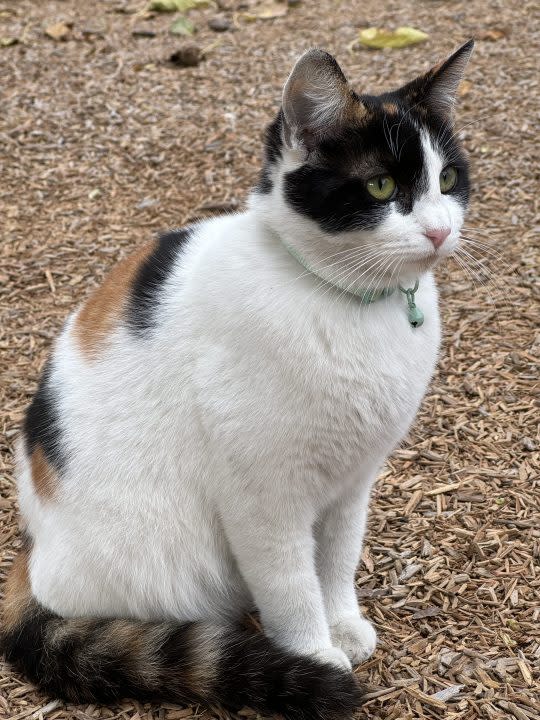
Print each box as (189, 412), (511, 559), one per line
(0, 1), (538, 719)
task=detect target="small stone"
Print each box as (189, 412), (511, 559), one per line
(132, 29), (157, 38)
(136, 197), (159, 210)
(81, 28), (105, 38)
(88, 188), (102, 200)
(45, 21), (73, 41)
(509, 351), (525, 367)
(521, 437), (536, 452)
(208, 15), (231, 32)
(169, 43), (203, 67)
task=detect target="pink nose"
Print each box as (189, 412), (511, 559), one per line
(425, 227), (451, 249)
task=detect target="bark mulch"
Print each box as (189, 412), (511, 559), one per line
(0, 1), (538, 719)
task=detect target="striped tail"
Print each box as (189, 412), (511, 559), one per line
(1, 549), (362, 719)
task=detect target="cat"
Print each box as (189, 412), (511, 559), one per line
(1, 41), (474, 720)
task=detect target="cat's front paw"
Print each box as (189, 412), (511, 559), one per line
(312, 645), (353, 671)
(330, 614), (377, 665)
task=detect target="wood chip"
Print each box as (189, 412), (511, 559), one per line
(1, 3), (539, 720)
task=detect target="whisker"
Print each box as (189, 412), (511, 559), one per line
(297, 248), (391, 306)
(325, 249), (404, 310)
(453, 248), (509, 327)
(460, 237), (505, 262)
(318, 250), (393, 301)
(286, 243), (388, 286)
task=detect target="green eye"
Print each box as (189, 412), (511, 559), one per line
(366, 175), (396, 201)
(440, 166), (458, 193)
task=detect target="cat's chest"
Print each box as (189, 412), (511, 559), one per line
(297, 296), (441, 463)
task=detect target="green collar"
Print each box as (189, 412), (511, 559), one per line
(280, 238), (424, 328)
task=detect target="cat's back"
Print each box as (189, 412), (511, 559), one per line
(25, 226), (196, 486)
(71, 227), (193, 359)
(20, 211), (260, 505)
(17, 216), (251, 618)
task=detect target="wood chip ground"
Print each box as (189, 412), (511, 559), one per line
(1, 1), (538, 719)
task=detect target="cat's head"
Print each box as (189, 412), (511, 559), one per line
(254, 42), (474, 289)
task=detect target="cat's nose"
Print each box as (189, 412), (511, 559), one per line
(425, 227), (451, 249)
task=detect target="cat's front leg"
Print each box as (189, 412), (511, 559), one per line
(220, 498), (352, 671)
(316, 481), (377, 664)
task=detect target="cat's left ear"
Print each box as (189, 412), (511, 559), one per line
(399, 40), (475, 117)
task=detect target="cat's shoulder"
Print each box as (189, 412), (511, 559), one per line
(73, 227), (193, 359)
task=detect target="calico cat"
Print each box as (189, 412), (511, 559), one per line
(1, 41), (474, 719)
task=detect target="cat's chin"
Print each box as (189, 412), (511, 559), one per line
(400, 249), (454, 278)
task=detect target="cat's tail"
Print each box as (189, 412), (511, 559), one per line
(1, 548), (362, 720)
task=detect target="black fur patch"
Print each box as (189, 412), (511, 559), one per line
(416, 110), (470, 207)
(23, 361), (65, 471)
(0, 602), (362, 719)
(215, 627), (362, 720)
(256, 111), (283, 194)
(258, 94), (470, 234)
(127, 228), (192, 336)
(0, 601), (191, 705)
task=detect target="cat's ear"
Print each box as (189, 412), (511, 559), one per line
(399, 40), (475, 117)
(281, 49), (360, 151)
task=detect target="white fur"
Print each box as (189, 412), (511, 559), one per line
(17, 120), (466, 669)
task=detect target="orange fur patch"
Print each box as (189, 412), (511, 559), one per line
(342, 92), (369, 125)
(382, 102), (399, 115)
(31, 444), (58, 500)
(2, 547), (32, 631)
(353, 101), (369, 123)
(75, 241), (156, 359)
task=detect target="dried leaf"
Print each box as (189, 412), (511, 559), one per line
(149, 0), (209, 11)
(0, 37), (18, 47)
(254, 1), (288, 18)
(479, 28), (508, 41)
(359, 26), (429, 49)
(239, 0), (288, 21)
(45, 21), (72, 41)
(170, 16), (196, 35)
(150, 0), (179, 10)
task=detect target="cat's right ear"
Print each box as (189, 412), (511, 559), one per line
(281, 49), (358, 152)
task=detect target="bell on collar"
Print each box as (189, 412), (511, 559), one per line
(408, 305), (424, 328)
(399, 280), (424, 329)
